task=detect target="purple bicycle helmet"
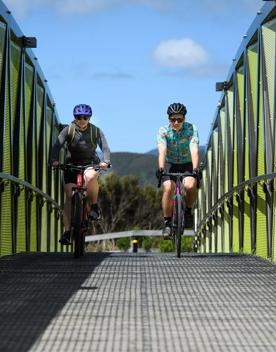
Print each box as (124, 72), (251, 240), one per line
(73, 104), (92, 117)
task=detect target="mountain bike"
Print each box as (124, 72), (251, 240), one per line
(54, 163), (108, 258)
(158, 172), (187, 258)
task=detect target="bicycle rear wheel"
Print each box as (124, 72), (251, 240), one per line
(80, 200), (90, 256)
(175, 194), (184, 258)
(71, 193), (83, 258)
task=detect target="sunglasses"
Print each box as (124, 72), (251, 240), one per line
(75, 115), (90, 121)
(169, 117), (184, 123)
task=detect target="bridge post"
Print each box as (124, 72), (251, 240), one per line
(132, 238), (138, 253)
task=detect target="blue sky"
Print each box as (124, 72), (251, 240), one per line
(5, 0), (263, 153)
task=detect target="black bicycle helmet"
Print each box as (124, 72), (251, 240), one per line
(167, 103), (187, 116)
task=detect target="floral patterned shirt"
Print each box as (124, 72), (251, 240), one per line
(157, 122), (199, 164)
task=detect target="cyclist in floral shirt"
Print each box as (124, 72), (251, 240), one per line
(156, 103), (200, 237)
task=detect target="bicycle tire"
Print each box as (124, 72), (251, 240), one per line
(72, 192), (83, 258)
(80, 200), (90, 256)
(175, 194), (184, 258)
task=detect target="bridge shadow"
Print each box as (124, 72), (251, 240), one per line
(0, 252), (110, 352)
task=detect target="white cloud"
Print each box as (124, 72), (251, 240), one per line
(152, 37), (229, 77)
(153, 38), (209, 69)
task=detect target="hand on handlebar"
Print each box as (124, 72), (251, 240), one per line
(99, 161), (110, 170)
(156, 167), (165, 188)
(50, 162), (112, 172)
(51, 160), (59, 168)
(156, 167), (164, 180)
(193, 168), (202, 189)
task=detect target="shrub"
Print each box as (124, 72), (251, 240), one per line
(116, 237), (131, 251)
(152, 237), (161, 248)
(181, 237), (194, 252)
(159, 240), (175, 252)
(142, 237), (153, 251)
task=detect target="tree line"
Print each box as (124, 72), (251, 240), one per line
(94, 172), (163, 234)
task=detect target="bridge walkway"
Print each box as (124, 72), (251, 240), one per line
(0, 252), (276, 351)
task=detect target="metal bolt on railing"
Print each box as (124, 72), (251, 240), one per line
(246, 187), (253, 199)
(235, 193), (241, 203)
(226, 199), (232, 208)
(262, 182), (268, 193)
(13, 184), (24, 197)
(0, 179), (9, 192)
(27, 189), (34, 201)
(37, 196), (46, 207)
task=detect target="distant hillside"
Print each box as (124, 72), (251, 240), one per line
(147, 146), (206, 163)
(110, 152), (158, 185)
(110, 146), (206, 185)
(147, 149), (158, 156)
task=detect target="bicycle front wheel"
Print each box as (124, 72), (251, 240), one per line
(175, 194), (184, 258)
(71, 193), (83, 258)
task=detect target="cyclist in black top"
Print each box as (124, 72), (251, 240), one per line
(51, 104), (111, 245)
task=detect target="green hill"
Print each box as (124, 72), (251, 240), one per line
(110, 152), (158, 185)
(147, 146), (206, 161)
(110, 146), (206, 185)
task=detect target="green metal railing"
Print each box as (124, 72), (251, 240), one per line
(0, 172), (62, 253)
(195, 2), (276, 261)
(0, 1), (65, 256)
(195, 173), (275, 255)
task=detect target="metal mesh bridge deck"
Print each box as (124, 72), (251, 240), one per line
(0, 252), (276, 351)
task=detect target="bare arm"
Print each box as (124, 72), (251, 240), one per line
(190, 146), (199, 170)
(189, 124), (200, 170)
(158, 144), (167, 169)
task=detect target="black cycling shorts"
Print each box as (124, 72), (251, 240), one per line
(63, 165), (98, 184)
(162, 162), (194, 183)
(64, 169), (81, 184)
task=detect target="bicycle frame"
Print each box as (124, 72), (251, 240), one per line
(159, 172), (187, 258)
(173, 175), (185, 225)
(174, 176), (184, 200)
(72, 169), (88, 223)
(54, 163), (104, 258)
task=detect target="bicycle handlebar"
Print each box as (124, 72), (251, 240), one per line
(162, 172), (187, 177)
(51, 163), (111, 172)
(157, 172), (189, 188)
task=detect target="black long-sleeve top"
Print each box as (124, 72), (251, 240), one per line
(51, 122), (111, 165)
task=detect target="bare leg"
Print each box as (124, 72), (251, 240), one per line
(162, 180), (175, 217)
(84, 168), (99, 205)
(63, 183), (75, 231)
(183, 176), (197, 208)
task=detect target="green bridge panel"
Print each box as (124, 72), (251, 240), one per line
(196, 3), (276, 262)
(0, 1), (65, 256)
